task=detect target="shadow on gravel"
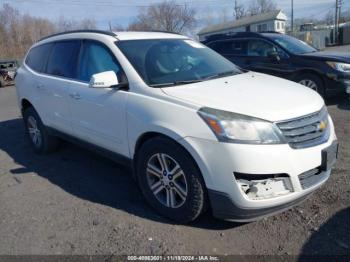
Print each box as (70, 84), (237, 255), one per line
(299, 207), (350, 257)
(0, 118), (239, 230)
(326, 94), (350, 111)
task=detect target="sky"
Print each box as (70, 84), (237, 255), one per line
(0, 0), (349, 31)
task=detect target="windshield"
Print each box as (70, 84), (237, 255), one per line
(268, 34), (317, 55)
(116, 39), (242, 87)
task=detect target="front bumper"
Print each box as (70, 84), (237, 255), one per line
(179, 118), (337, 221)
(208, 189), (312, 222)
(325, 73), (350, 95)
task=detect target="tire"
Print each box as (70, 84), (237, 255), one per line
(294, 73), (325, 97)
(136, 137), (207, 223)
(23, 107), (59, 154)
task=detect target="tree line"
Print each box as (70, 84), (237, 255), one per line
(1, 0), (349, 60)
(0, 4), (97, 60)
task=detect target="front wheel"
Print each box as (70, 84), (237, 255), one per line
(294, 73), (325, 97)
(136, 137), (207, 223)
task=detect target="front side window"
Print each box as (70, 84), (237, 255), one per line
(116, 39), (241, 87)
(25, 43), (52, 72)
(247, 40), (276, 57)
(46, 40), (81, 78)
(77, 41), (123, 82)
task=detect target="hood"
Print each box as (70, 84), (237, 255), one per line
(162, 72), (324, 122)
(299, 51), (350, 63)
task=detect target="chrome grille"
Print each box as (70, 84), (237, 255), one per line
(277, 107), (330, 149)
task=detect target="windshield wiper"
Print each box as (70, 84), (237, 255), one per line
(149, 79), (203, 88)
(203, 70), (238, 80)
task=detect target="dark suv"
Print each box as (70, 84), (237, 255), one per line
(202, 32), (350, 97)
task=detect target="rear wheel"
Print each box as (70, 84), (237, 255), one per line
(23, 107), (59, 154)
(294, 73), (325, 97)
(136, 137), (207, 223)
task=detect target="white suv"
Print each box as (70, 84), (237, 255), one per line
(15, 30), (338, 223)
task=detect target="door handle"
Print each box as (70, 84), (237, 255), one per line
(69, 93), (81, 100)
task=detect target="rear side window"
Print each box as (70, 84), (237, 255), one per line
(46, 41), (81, 78)
(209, 40), (247, 56)
(25, 44), (52, 72)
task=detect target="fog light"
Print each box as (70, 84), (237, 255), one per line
(236, 176), (292, 200)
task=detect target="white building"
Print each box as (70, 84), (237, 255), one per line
(198, 10), (287, 41)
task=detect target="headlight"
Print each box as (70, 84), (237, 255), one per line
(198, 107), (285, 144)
(327, 61), (350, 72)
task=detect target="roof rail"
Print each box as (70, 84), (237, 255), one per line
(202, 31), (282, 42)
(144, 30), (183, 35)
(39, 30), (117, 42)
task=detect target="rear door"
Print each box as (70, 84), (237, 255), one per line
(208, 39), (248, 68)
(40, 40), (81, 134)
(68, 40), (129, 155)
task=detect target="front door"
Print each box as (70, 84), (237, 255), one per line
(245, 39), (290, 78)
(68, 40), (129, 156)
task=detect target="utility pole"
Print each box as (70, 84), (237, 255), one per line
(334, 0), (343, 44)
(291, 0), (294, 33)
(234, 0), (238, 20)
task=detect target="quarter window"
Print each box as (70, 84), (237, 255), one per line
(25, 43), (52, 72)
(46, 40), (81, 78)
(77, 41), (123, 82)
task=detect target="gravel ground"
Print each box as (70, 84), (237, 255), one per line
(0, 85), (349, 255)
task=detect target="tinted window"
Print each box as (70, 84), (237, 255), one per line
(247, 39), (276, 57)
(209, 40), (247, 55)
(268, 34), (317, 54)
(25, 44), (52, 72)
(77, 41), (122, 82)
(46, 41), (81, 78)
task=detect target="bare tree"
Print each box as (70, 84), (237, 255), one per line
(128, 1), (196, 34)
(248, 0), (277, 16)
(0, 4), (97, 59)
(234, 0), (246, 20)
(325, 10), (334, 25)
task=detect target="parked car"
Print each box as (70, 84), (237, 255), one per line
(0, 60), (18, 87)
(15, 30), (338, 223)
(202, 32), (350, 97)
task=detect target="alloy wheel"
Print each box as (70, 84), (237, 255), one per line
(299, 79), (318, 91)
(27, 116), (42, 147)
(146, 153), (188, 208)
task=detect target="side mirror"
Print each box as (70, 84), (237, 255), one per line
(89, 71), (128, 89)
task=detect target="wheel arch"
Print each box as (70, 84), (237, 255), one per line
(292, 69), (326, 86)
(132, 131), (211, 189)
(21, 98), (34, 114)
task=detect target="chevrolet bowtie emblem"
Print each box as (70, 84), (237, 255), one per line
(318, 121), (327, 131)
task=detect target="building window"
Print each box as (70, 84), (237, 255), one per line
(257, 24), (267, 32)
(277, 22), (280, 30)
(281, 22), (285, 29)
